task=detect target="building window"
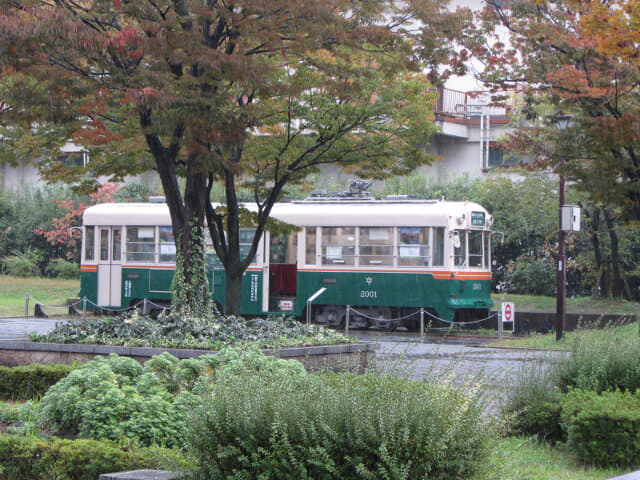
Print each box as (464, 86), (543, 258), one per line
(57, 152), (88, 167)
(488, 145), (519, 168)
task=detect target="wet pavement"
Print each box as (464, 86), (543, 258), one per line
(0, 317), (67, 340)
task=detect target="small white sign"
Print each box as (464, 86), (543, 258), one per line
(326, 246), (342, 259)
(278, 299), (294, 311)
(502, 302), (514, 323)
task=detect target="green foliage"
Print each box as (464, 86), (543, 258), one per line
(561, 389), (640, 467)
(44, 258), (79, 279)
(114, 181), (154, 202)
(0, 363), (77, 401)
(0, 248), (44, 277)
(0, 434), (168, 480)
(0, 185), (80, 263)
(503, 255), (556, 296)
(35, 311), (347, 350)
(186, 370), (489, 480)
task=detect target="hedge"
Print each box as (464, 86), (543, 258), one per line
(0, 364), (76, 401)
(561, 389), (640, 467)
(0, 434), (180, 480)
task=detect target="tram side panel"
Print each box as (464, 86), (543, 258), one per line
(295, 270), (492, 322)
(80, 263), (266, 314)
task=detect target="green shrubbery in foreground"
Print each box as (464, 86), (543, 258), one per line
(1, 347), (489, 480)
(0, 363), (77, 401)
(505, 326), (640, 467)
(187, 370), (488, 480)
(0, 434), (180, 480)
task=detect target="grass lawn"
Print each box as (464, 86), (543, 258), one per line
(482, 436), (628, 480)
(0, 275), (80, 317)
(492, 292), (640, 316)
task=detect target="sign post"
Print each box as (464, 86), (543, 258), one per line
(500, 302), (515, 338)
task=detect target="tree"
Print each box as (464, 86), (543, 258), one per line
(470, 0), (640, 219)
(0, 0), (464, 315)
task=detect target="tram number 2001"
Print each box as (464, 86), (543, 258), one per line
(360, 290), (378, 298)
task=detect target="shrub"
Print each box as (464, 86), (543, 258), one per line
(558, 329), (640, 393)
(503, 255), (556, 296)
(0, 363), (76, 401)
(36, 348), (301, 448)
(38, 354), (194, 447)
(0, 434), (174, 480)
(45, 258), (80, 279)
(561, 389), (640, 467)
(503, 360), (565, 441)
(186, 370), (489, 480)
(0, 248), (43, 277)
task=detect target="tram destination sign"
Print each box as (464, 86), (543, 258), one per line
(471, 211), (485, 226)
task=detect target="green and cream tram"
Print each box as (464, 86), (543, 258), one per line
(80, 198), (493, 329)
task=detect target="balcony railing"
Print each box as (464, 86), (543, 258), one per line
(435, 87), (513, 124)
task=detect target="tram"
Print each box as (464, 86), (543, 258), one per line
(79, 196), (493, 330)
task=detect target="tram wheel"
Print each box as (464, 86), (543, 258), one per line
(377, 321), (397, 332)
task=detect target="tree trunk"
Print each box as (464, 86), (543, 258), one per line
(603, 207), (624, 298)
(224, 267), (244, 316)
(584, 205), (606, 296)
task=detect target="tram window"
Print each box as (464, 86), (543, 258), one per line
(100, 229), (109, 261)
(85, 226), (95, 261)
(468, 230), (483, 267)
(484, 231), (491, 268)
(112, 228), (122, 262)
(159, 226), (176, 263)
(240, 229), (257, 264)
(305, 228), (316, 265)
(398, 227), (429, 266)
(454, 230), (467, 267)
(433, 227), (444, 266)
(321, 227), (355, 265)
(127, 227), (156, 262)
(359, 227), (392, 265)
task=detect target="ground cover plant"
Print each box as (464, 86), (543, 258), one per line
(33, 310), (347, 349)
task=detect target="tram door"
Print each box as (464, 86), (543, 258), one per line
(265, 232), (298, 312)
(97, 227), (122, 307)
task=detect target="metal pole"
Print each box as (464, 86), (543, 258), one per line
(498, 309), (503, 339)
(306, 301), (311, 326)
(24, 294), (29, 318)
(345, 305), (350, 336)
(82, 296), (87, 322)
(556, 159), (567, 341)
(420, 308), (425, 340)
(143, 298), (148, 316)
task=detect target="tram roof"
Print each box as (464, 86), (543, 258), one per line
(83, 200), (492, 228)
